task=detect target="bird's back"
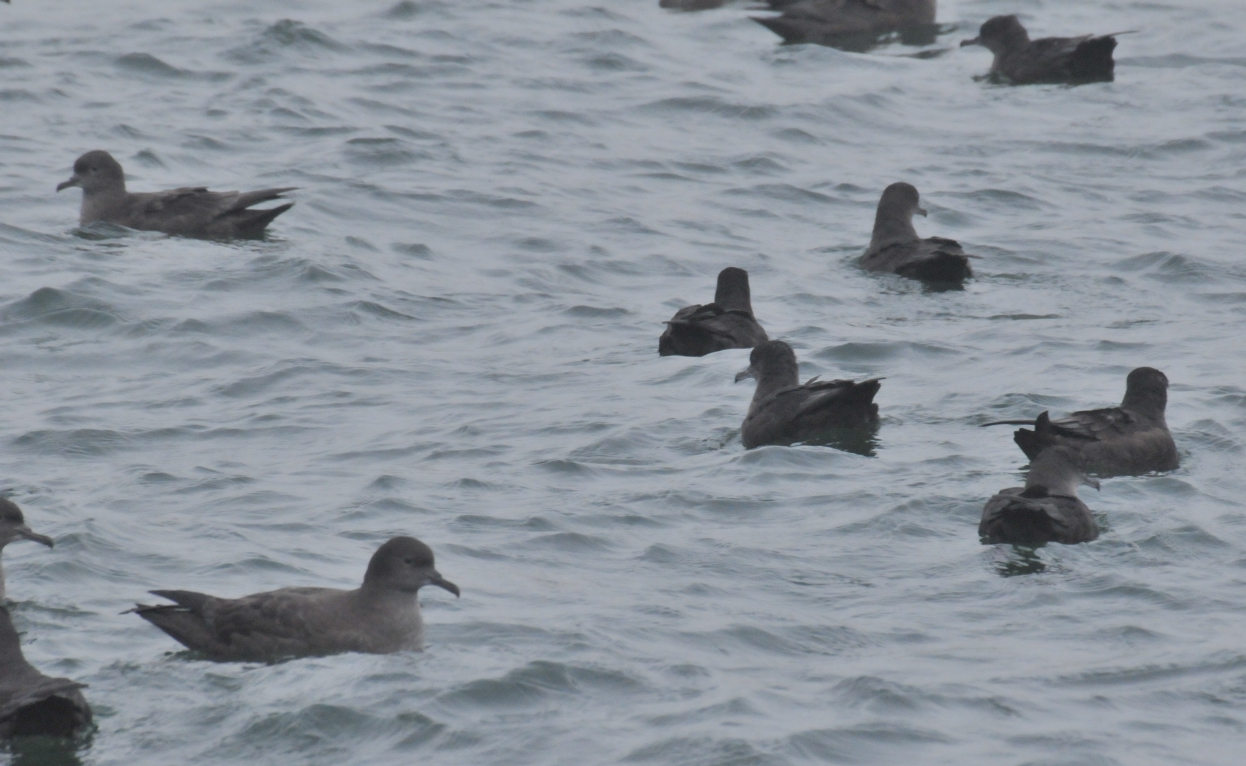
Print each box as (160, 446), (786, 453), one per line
(659, 303), (767, 357)
(980, 488), (1098, 545)
(743, 378), (880, 448)
(861, 237), (972, 284)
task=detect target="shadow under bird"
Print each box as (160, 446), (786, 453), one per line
(860, 182), (973, 285)
(130, 537), (458, 662)
(0, 499), (54, 602)
(0, 607), (92, 739)
(981, 367), (1178, 478)
(752, 0), (938, 51)
(659, 267), (768, 357)
(980, 446), (1100, 546)
(57, 150), (294, 239)
(735, 340), (880, 449)
(960, 15), (1119, 85)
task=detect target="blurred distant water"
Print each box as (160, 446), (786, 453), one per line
(1, 0), (1245, 764)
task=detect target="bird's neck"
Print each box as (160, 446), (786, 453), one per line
(755, 366), (800, 401)
(1121, 389), (1166, 420)
(869, 212), (918, 252)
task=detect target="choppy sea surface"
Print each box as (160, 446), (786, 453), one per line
(2, 0), (1245, 763)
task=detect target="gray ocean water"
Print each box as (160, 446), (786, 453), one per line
(2, 0), (1245, 763)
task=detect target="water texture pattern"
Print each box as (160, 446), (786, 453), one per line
(2, 0), (1245, 763)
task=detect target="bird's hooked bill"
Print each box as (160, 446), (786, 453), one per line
(735, 365), (757, 383)
(56, 175), (81, 192)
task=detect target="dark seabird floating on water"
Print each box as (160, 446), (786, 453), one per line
(57, 150), (294, 239)
(752, 0), (938, 52)
(960, 15), (1118, 85)
(131, 537), (459, 662)
(982, 367), (1178, 477)
(980, 446), (1100, 546)
(860, 182), (973, 285)
(0, 607), (92, 739)
(0, 499), (54, 602)
(659, 267), (769, 357)
(735, 340), (880, 449)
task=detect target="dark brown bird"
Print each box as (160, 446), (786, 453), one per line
(0, 498), (54, 602)
(57, 150), (294, 239)
(960, 15), (1118, 85)
(131, 537), (459, 662)
(753, 0), (937, 51)
(860, 182), (973, 285)
(979, 446), (1100, 546)
(659, 267), (768, 357)
(982, 367), (1178, 477)
(735, 340), (880, 449)
(0, 607), (92, 739)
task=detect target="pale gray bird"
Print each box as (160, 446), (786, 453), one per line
(960, 15), (1117, 85)
(735, 340), (880, 449)
(0, 498), (54, 602)
(57, 150), (294, 239)
(659, 267), (769, 357)
(982, 367), (1178, 477)
(859, 182), (973, 285)
(979, 446), (1100, 546)
(0, 607), (92, 739)
(131, 536), (459, 662)
(753, 0), (937, 50)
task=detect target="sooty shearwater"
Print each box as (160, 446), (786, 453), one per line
(753, 0), (938, 50)
(131, 537), (459, 662)
(982, 367), (1178, 477)
(0, 608), (91, 739)
(0, 499), (54, 602)
(735, 340), (881, 449)
(980, 446), (1100, 546)
(960, 15), (1118, 85)
(659, 267), (769, 357)
(57, 150), (294, 239)
(860, 182), (973, 285)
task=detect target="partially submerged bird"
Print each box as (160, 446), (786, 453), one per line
(982, 367), (1178, 477)
(979, 446), (1100, 546)
(860, 182), (973, 285)
(0, 498), (54, 602)
(131, 536), (459, 662)
(960, 15), (1118, 85)
(753, 0), (938, 51)
(57, 150), (294, 239)
(735, 340), (881, 449)
(0, 607), (92, 739)
(659, 267), (769, 357)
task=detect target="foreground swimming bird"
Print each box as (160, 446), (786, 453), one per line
(659, 267), (769, 357)
(735, 340), (881, 449)
(0, 608), (92, 739)
(982, 367), (1178, 477)
(860, 182), (973, 285)
(0, 499), (54, 602)
(57, 150), (294, 238)
(979, 446), (1100, 546)
(131, 537), (458, 662)
(960, 15), (1118, 85)
(753, 0), (937, 51)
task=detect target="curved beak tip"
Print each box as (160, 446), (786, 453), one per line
(734, 367), (755, 384)
(916, 206), (928, 217)
(960, 38), (980, 47)
(18, 527), (54, 547)
(56, 178), (77, 192)
(434, 576), (461, 598)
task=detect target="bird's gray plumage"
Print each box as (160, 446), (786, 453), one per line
(753, 0), (937, 50)
(57, 150), (294, 239)
(860, 182), (973, 285)
(659, 267), (769, 357)
(980, 446), (1100, 546)
(0, 607), (91, 739)
(736, 340), (880, 449)
(960, 15), (1117, 85)
(981, 367), (1178, 477)
(0, 498), (54, 603)
(131, 536), (459, 662)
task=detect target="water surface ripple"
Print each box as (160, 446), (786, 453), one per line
(1, 0), (1244, 764)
